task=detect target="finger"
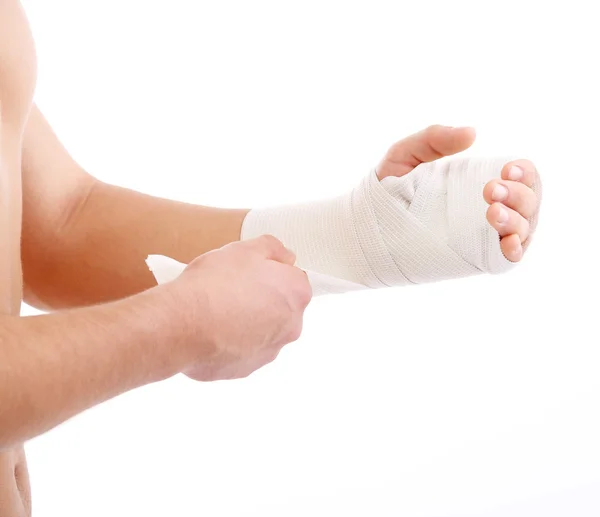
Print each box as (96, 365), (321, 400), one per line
(377, 125), (476, 179)
(486, 202), (530, 242)
(500, 233), (523, 263)
(246, 234), (296, 265)
(483, 179), (538, 218)
(500, 159), (538, 188)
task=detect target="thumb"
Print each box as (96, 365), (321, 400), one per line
(246, 234), (297, 266)
(376, 125), (476, 180)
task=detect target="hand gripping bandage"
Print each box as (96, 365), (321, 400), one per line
(147, 157), (541, 295)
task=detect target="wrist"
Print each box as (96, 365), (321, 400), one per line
(145, 279), (212, 380)
(125, 284), (196, 382)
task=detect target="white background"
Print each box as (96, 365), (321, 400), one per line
(21, 0), (599, 515)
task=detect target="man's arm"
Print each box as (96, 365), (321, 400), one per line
(21, 105), (249, 310)
(22, 107), (539, 309)
(0, 284), (187, 449)
(2, 234), (311, 449)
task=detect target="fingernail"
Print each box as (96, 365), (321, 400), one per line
(514, 241), (523, 258)
(497, 206), (509, 224)
(508, 165), (524, 181)
(492, 184), (508, 201)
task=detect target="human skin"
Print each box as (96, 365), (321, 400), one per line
(2, 4), (312, 516)
(0, 1), (539, 515)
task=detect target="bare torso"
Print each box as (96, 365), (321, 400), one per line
(1, 1), (38, 515)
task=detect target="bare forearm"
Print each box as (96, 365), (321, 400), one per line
(0, 285), (186, 449)
(23, 179), (248, 310)
(19, 105), (248, 310)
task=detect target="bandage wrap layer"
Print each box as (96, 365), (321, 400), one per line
(240, 157), (540, 296)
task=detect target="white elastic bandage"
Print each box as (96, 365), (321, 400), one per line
(147, 157), (540, 295)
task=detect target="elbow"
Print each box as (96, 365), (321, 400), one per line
(53, 171), (100, 239)
(21, 174), (100, 311)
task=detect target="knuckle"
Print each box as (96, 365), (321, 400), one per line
(291, 269), (312, 303)
(298, 281), (313, 307)
(259, 234), (281, 247)
(287, 322), (303, 343)
(510, 185), (536, 217)
(425, 124), (444, 134)
(186, 253), (209, 270)
(287, 248), (297, 263)
(267, 348), (281, 364)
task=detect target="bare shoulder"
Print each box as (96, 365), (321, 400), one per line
(0, 0), (37, 127)
(0, 0), (37, 316)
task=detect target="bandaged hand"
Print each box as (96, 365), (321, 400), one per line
(147, 126), (541, 296)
